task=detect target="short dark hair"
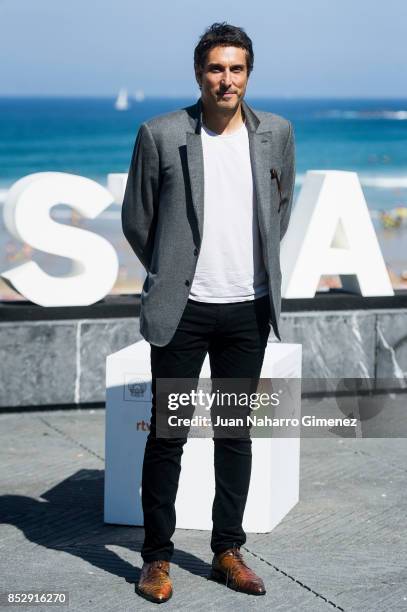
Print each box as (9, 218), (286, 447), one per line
(194, 22), (254, 76)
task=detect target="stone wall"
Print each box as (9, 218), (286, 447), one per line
(1, 307), (406, 409)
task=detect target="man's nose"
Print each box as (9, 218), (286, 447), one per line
(221, 69), (233, 87)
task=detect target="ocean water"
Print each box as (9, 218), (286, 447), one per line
(1, 97), (407, 298)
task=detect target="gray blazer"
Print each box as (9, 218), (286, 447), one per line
(122, 98), (296, 347)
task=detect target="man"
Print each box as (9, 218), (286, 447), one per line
(122, 22), (295, 603)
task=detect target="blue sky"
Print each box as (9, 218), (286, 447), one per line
(1, 0), (406, 97)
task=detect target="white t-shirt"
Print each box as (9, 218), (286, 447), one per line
(189, 121), (268, 303)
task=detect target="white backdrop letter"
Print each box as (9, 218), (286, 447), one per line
(281, 171), (394, 298)
(1, 172), (119, 306)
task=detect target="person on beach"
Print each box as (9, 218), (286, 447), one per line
(122, 22), (296, 603)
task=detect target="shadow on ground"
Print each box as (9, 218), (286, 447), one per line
(0, 469), (212, 585)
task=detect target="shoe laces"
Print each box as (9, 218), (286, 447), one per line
(228, 547), (248, 568)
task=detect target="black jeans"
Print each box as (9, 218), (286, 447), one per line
(141, 295), (271, 562)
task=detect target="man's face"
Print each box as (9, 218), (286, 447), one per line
(196, 45), (250, 114)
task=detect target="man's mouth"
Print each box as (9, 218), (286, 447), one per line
(218, 92), (236, 98)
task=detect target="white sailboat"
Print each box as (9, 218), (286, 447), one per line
(115, 88), (130, 111)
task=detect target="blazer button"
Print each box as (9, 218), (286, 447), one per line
(193, 248), (198, 256)
(185, 280), (190, 287)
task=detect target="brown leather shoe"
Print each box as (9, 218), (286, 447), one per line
(210, 547), (266, 595)
(136, 560), (173, 604)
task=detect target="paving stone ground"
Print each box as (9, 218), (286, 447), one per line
(0, 396), (406, 611)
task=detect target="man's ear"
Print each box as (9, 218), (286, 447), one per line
(194, 66), (202, 90)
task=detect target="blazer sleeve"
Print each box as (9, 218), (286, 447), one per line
(279, 121), (296, 241)
(121, 122), (160, 271)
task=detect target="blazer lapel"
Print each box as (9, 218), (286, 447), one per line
(186, 131), (205, 241)
(185, 99), (205, 241)
(242, 100), (279, 227)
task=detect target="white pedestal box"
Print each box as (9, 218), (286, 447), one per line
(105, 340), (302, 533)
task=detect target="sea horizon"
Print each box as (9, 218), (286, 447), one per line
(1, 94), (407, 99)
